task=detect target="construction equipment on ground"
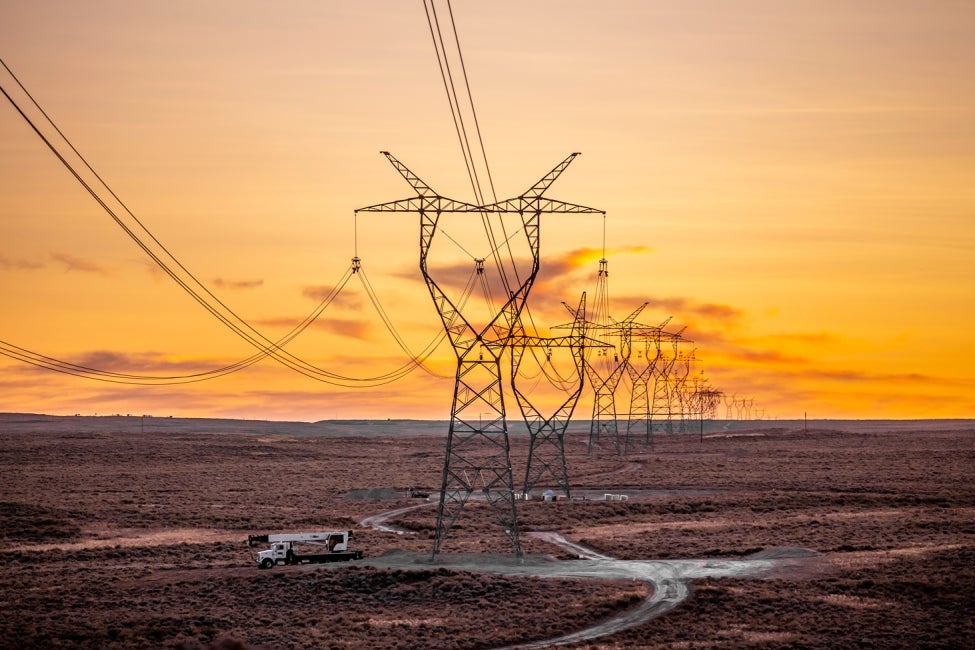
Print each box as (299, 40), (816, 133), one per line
(247, 530), (363, 568)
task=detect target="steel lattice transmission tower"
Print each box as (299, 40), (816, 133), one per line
(357, 152), (602, 558)
(568, 258), (651, 455)
(511, 293), (611, 498)
(650, 327), (688, 434)
(624, 319), (672, 446)
(583, 302), (650, 454)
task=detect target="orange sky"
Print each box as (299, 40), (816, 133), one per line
(1, 1), (973, 420)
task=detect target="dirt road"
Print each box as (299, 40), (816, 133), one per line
(359, 505), (813, 647)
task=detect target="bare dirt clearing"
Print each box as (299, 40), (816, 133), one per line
(1, 414), (973, 648)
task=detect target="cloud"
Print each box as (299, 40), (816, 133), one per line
(212, 277), (263, 290)
(252, 317), (302, 329)
(551, 245), (653, 274)
(607, 245), (654, 258)
(801, 368), (936, 385)
(763, 331), (845, 345)
(0, 254), (43, 271)
(73, 350), (134, 370)
(50, 252), (109, 275)
(252, 313), (372, 341)
(694, 359), (969, 420)
(70, 350), (243, 373)
(0, 349), (263, 382)
(711, 362), (948, 396)
(302, 284), (365, 311)
(136, 258), (168, 281)
(389, 245), (654, 301)
(360, 246), (658, 331)
(724, 347), (810, 365)
(314, 317), (372, 340)
(65, 385), (219, 417)
(406, 259), (482, 293)
(559, 247), (603, 271)
(645, 297), (743, 325)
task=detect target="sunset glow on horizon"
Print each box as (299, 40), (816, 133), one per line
(2, 1), (973, 421)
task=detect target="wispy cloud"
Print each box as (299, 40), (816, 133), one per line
(652, 297), (742, 324)
(557, 246), (653, 272)
(314, 317), (372, 340)
(50, 252), (109, 275)
(762, 331), (845, 345)
(70, 349), (240, 373)
(799, 368), (937, 385)
(212, 277), (263, 290)
(724, 347), (810, 365)
(252, 317), (299, 328)
(252, 313), (372, 341)
(73, 350), (133, 370)
(137, 258), (167, 281)
(302, 284), (365, 311)
(611, 294), (743, 329)
(0, 254), (43, 271)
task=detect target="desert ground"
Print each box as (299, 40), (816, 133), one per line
(0, 413), (973, 648)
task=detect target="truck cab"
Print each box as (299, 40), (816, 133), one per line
(257, 542), (293, 568)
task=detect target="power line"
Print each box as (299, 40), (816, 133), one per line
(423, 1), (517, 298)
(0, 59), (444, 388)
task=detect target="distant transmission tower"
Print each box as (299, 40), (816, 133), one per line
(511, 293), (608, 498)
(585, 304), (648, 454)
(725, 393), (735, 420)
(672, 349), (695, 432)
(624, 319), (670, 447)
(650, 327), (687, 434)
(570, 258), (650, 455)
(357, 152), (602, 558)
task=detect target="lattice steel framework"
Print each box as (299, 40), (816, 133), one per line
(356, 152), (602, 558)
(581, 301), (646, 455)
(650, 327), (687, 434)
(625, 319), (671, 447)
(672, 350), (695, 432)
(510, 293), (611, 498)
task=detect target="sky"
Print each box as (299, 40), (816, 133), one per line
(1, 1), (973, 421)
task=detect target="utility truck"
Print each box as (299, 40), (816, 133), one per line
(247, 530), (363, 568)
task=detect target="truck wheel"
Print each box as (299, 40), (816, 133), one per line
(260, 558), (273, 569)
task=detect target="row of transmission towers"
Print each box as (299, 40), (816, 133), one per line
(357, 151), (605, 559)
(723, 395), (765, 420)
(353, 3), (736, 560)
(565, 258), (724, 455)
(357, 154), (728, 558)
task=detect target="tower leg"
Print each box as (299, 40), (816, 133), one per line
(432, 357), (521, 559)
(523, 421), (571, 499)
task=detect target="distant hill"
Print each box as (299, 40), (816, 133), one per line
(1, 412), (971, 437)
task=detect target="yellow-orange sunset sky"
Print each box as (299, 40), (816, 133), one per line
(2, 1), (973, 420)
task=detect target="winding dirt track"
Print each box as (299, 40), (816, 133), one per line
(358, 507), (808, 648)
(358, 503), (432, 534)
(525, 531), (614, 560)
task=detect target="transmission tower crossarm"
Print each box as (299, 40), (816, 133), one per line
(380, 150), (437, 196)
(646, 324), (689, 344)
(494, 334), (611, 350)
(620, 302), (649, 324)
(355, 152), (484, 213)
(355, 196), (483, 213)
(482, 197), (603, 214)
(670, 326), (691, 344)
(523, 152), (581, 198)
